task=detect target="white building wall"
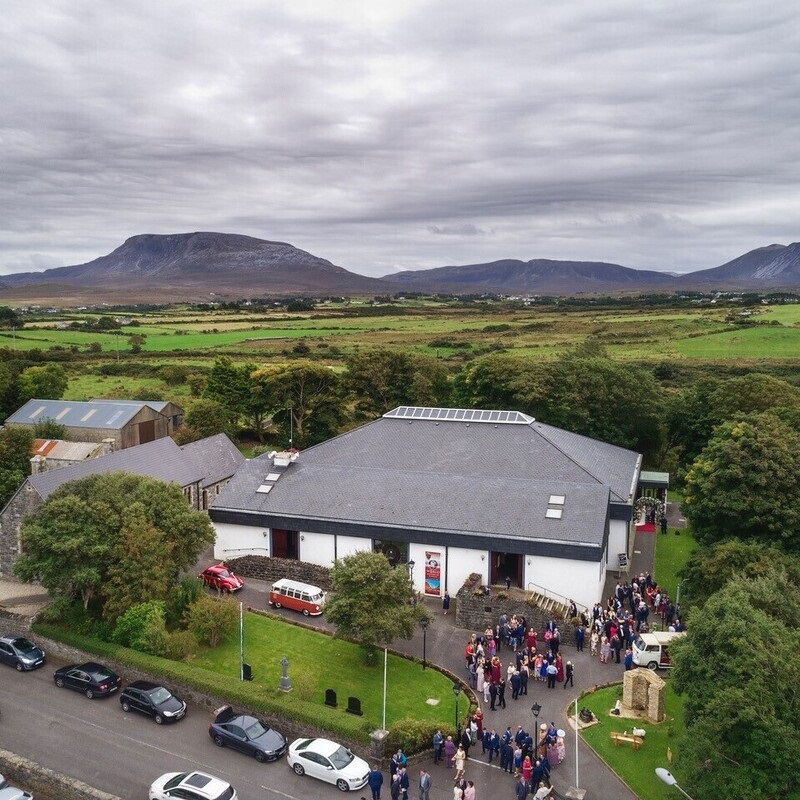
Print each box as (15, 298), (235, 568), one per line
(443, 546), (489, 595)
(300, 531), (335, 566)
(335, 536), (373, 559)
(212, 521), (270, 560)
(607, 519), (629, 566)
(524, 555), (602, 612)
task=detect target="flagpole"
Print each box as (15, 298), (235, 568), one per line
(382, 647), (388, 731)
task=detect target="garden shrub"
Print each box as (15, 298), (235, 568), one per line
(385, 718), (441, 756)
(113, 600), (167, 650)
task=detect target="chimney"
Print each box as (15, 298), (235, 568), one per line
(269, 450), (299, 468)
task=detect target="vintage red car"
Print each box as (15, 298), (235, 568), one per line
(198, 563), (244, 593)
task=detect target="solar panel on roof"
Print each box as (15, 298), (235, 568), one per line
(383, 406), (534, 424)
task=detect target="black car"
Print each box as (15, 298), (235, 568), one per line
(208, 705), (288, 763)
(53, 661), (122, 698)
(120, 680), (187, 724)
(0, 635), (45, 671)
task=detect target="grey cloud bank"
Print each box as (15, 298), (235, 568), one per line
(1, 0), (798, 278)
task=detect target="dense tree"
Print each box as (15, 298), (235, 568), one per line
(256, 361), (345, 448)
(0, 362), (18, 422)
(0, 426), (34, 507)
(452, 350), (664, 458)
(204, 357), (274, 440)
(324, 551), (431, 651)
(678, 539), (800, 609)
(14, 473), (215, 619)
(185, 593), (239, 648)
(671, 569), (800, 800)
(450, 354), (528, 411)
(16, 362), (68, 404)
(0, 306), (21, 329)
(682, 412), (800, 550)
(667, 373), (800, 468)
(345, 349), (450, 417)
(183, 398), (238, 440)
(32, 418), (70, 441)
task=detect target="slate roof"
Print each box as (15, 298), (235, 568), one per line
(181, 433), (245, 489)
(7, 399), (165, 430)
(28, 437), (203, 500)
(212, 407), (641, 551)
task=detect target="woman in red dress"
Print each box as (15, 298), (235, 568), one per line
(555, 653), (564, 683)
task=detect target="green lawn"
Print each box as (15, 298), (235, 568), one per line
(192, 611), (458, 731)
(579, 683), (686, 800)
(654, 520), (696, 607)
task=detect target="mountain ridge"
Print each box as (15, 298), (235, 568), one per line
(2, 233), (800, 303)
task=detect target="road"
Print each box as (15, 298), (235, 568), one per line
(0, 659), (367, 800)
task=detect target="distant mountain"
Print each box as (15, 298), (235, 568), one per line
(0, 232), (386, 300)
(1, 234), (799, 304)
(679, 242), (800, 288)
(381, 258), (675, 294)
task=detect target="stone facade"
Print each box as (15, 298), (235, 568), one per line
(622, 667), (665, 723)
(455, 573), (575, 642)
(226, 554), (333, 590)
(0, 482), (43, 577)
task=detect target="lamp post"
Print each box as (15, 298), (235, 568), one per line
(531, 701), (541, 720)
(656, 768), (695, 800)
(452, 682), (461, 738)
(408, 559), (415, 587)
(420, 617), (429, 670)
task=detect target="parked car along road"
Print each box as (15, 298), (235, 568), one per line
(0, 787), (34, 800)
(53, 662), (122, 698)
(287, 737), (370, 792)
(149, 770), (237, 800)
(209, 704), (288, 763)
(0, 635), (45, 671)
(198, 564), (244, 593)
(120, 680), (186, 724)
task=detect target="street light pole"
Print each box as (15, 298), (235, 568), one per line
(420, 618), (429, 670)
(452, 682), (461, 738)
(656, 768), (695, 800)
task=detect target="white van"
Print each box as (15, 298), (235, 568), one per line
(631, 631), (686, 670)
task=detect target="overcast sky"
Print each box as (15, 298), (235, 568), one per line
(2, 1), (798, 277)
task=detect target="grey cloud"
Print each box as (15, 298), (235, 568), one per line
(1, 1), (798, 277)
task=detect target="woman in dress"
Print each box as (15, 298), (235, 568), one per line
(454, 744), (466, 780)
(476, 660), (485, 695)
(590, 629), (600, 656)
(600, 635), (611, 664)
(522, 755), (533, 786)
(526, 627), (537, 652)
(555, 654), (564, 683)
(538, 656), (548, 681)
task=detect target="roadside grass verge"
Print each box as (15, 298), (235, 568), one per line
(33, 611), (458, 749)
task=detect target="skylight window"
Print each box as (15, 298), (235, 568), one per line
(548, 494), (566, 505)
(266, 473), (281, 481)
(545, 508), (563, 519)
(256, 484), (273, 494)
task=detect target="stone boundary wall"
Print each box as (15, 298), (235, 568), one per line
(455, 574), (577, 645)
(0, 748), (124, 800)
(225, 555), (332, 590)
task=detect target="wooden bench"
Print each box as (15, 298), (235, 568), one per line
(610, 732), (644, 750)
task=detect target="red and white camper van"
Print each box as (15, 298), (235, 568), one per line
(268, 579), (326, 616)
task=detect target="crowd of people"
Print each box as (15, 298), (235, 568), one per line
(368, 570), (682, 800)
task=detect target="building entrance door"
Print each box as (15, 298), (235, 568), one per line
(490, 552), (523, 588)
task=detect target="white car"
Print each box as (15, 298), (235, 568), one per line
(149, 771), (237, 800)
(287, 737), (370, 792)
(0, 788), (34, 800)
